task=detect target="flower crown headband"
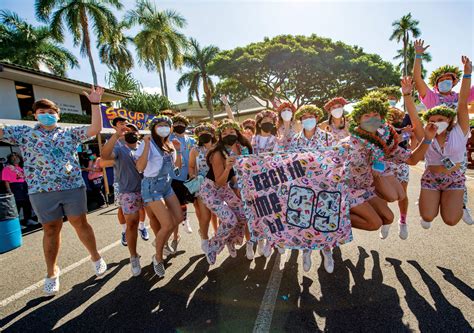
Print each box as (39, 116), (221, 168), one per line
(217, 120), (241, 136)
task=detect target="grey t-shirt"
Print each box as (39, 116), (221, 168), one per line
(113, 141), (142, 193)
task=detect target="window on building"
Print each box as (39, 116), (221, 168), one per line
(15, 82), (35, 118)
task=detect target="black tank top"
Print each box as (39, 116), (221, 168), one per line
(206, 164), (235, 182)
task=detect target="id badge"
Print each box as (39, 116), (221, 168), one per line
(441, 157), (455, 170)
(372, 161), (386, 173)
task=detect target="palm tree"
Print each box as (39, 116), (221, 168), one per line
(0, 10), (78, 76)
(177, 38), (219, 121)
(389, 13), (420, 76)
(126, 0), (187, 97)
(98, 21), (134, 71)
(106, 70), (141, 94)
(394, 42), (432, 78)
(35, 0), (122, 85)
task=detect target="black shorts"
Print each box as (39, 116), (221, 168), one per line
(171, 179), (195, 205)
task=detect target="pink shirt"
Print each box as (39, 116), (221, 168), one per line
(1, 165), (25, 183)
(421, 86), (474, 109)
(424, 124), (469, 166)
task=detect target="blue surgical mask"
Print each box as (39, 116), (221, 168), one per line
(302, 118), (317, 131)
(437, 80), (453, 93)
(37, 113), (58, 126)
(360, 117), (382, 133)
(388, 100), (397, 107)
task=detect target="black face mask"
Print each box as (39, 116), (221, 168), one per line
(261, 122), (274, 133)
(199, 133), (213, 144)
(173, 125), (186, 134)
(124, 132), (139, 144)
(222, 134), (238, 146)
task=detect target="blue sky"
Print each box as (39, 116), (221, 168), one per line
(2, 0), (473, 103)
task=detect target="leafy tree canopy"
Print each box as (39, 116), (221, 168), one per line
(210, 34), (400, 108)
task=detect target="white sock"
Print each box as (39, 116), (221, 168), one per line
(139, 222), (145, 230)
(121, 224), (127, 233)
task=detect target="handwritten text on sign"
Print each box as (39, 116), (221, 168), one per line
(236, 150), (352, 250)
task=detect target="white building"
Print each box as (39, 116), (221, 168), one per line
(0, 62), (128, 159)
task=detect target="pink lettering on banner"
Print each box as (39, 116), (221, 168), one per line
(235, 149), (353, 251)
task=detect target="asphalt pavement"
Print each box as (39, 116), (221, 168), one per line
(0, 165), (473, 332)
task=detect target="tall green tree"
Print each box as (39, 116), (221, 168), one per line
(98, 21), (134, 71)
(394, 42), (431, 78)
(177, 38), (219, 120)
(121, 91), (172, 114)
(389, 13), (420, 76)
(0, 10), (78, 76)
(35, 0), (122, 85)
(126, 0), (187, 97)
(210, 34), (399, 108)
(106, 70), (141, 94)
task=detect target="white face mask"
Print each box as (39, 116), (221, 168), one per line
(281, 110), (293, 122)
(156, 126), (171, 138)
(302, 118), (317, 131)
(434, 121), (449, 135)
(331, 107), (344, 119)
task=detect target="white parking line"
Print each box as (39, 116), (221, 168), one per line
(253, 251), (288, 333)
(0, 240), (121, 308)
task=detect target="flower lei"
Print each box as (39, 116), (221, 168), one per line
(349, 123), (399, 163)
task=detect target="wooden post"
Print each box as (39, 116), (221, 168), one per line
(97, 133), (110, 205)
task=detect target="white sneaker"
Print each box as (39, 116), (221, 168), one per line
(227, 243), (237, 258)
(462, 208), (474, 225)
(322, 249), (334, 273)
(182, 219), (193, 234)
(303, 250), (312, 272)
(130, 255), (141, 277)
(420, 219), (432, 229)
(26, 219), (40, 226)
(398, 223), (408, 240)
(92, 258), (107, 276)
(201, 239), (209, 254)
(246, 242), (255, 260)
(379, 224), (391, 239)
(262, 240), (272, 258)
(44, 267), (60, 295)
(257, 239), (265, 256)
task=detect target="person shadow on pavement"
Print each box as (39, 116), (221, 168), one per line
(56, 254), (210, 332)
(386, 258), (471, 332)
(320, 247), (407, 332)
(437, 266), (474, 301)
(1, 259), (128, 332)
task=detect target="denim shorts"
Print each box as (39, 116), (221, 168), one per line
(29, 187), (87, 223)
(141, 176), (174, 205)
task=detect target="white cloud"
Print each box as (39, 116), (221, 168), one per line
(142, 86), (162, 95)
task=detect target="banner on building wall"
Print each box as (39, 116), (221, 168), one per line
(101, 106), (156, 130)
(235, 149), (353, 250)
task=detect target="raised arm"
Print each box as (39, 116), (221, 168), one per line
(220, 95), (235, 121)
(82, 86), (105, 137)
(401, 76), (425, 142)
(405, 123), (437, 165)
(413, 39), (431, 98)
(458, 56), (472, 135)
(136, 136), (151, 172)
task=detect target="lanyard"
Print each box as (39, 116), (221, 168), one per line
(431, 131), (450, 157)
